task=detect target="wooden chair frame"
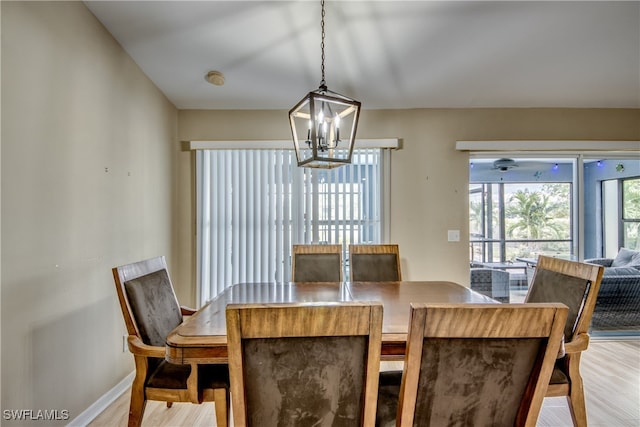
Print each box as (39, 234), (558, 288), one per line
(113, 256), (229, 427)
(396, 303), (568, 427)
(349, 244), (402, 281)
(291, 244), (343, 282)
(525, 256), (604, 427)
(226, 302), (383, 427)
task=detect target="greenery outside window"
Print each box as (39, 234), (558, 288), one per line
(622, 178), (640, 249)
(469, 158), (574, 264)
(470, 182), (572, 263)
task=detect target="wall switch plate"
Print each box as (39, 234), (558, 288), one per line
(448, 230), (460, 242)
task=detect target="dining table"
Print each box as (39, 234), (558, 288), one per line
(165, 280), (496, 364)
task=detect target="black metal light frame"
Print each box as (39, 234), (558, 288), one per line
(288, 0), (361, 169)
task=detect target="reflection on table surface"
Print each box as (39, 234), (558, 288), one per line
(166, 281), (496, 363)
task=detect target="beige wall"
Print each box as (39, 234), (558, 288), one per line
(176, 108), (640, 298)
(1, 2), (177, 424)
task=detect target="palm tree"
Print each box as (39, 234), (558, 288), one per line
(505, 189), (566, 239)
(469, 200), (483, 236)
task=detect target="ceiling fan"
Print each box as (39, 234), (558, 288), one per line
(492, 158), (519, 172)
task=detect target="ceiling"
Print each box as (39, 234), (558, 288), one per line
(84, 1), (640, 110)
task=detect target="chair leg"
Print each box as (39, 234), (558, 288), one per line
(128, 382), (147, 427)
(213, 388), (230, 427)
(166, 402), (173, 408)
(566, 380), (588, 427)
(566, 355), (588, 427)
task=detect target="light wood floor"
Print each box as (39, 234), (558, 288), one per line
(90, 338), (639, 427)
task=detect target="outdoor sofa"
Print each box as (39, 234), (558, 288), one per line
(585, 248), (640, 331)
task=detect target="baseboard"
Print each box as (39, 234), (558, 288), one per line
(67, 371), (134, 426)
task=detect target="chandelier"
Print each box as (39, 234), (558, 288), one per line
(288, 0), (361, 168)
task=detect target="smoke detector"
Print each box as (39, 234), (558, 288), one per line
(205, 70), (225, 86)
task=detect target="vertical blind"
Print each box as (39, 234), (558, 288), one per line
(196, 148), (385, 304)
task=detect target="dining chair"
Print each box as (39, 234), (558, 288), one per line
(291, 244), (343, 282)
(226, 301), (383, 427)
(113, 256), (230, 427)
(524, 255), (604, 427)
(349, 244), (402, 281)
(376, 303), (568, 427)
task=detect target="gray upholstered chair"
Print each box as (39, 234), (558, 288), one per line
(470, 267), (510, 302)
(226, 302), (383, 427)
(376, 303), (568, 427)
(291, 244), (343, 282)
(349, 244), (402, 282)
(113, 256), (230, 427)
(525, 255), (604, 427)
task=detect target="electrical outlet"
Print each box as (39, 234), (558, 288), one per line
(447, 229), (460, 242)
(122, 335), (128, 353)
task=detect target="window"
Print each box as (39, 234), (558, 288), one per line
(603, 176), (640, 254)
(468, 152), (640, 335)
(469, 159), (574, 264)
(622, 178), (640, 249)
(586, 158), (640, 258)
(196, 147), (389, 303)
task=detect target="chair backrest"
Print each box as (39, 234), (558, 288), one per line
(112, 256), (183, 346)
(525, 256), (604, 341)
(349, 244), (402, 281)
(226, 302), (383, 427)
(291, 244), (343, 282)
(396, 303), (568, 427)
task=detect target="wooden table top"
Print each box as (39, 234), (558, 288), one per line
(165, 281), (495, 364)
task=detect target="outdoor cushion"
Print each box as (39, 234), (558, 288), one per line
(611, 248), (640, 268)
(604, 267), (640, 276)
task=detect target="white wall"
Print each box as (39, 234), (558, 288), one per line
(1, 2), (177, 424)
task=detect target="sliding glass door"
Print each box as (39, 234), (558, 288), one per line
(470, 154), (640, 335)
(196, 148), (388, 303)
(469, 158), (575, 264)
(584, 158), (640, 258)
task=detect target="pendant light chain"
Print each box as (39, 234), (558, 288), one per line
(289, 0), (360, 168)
(320, 0), (326, 90)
